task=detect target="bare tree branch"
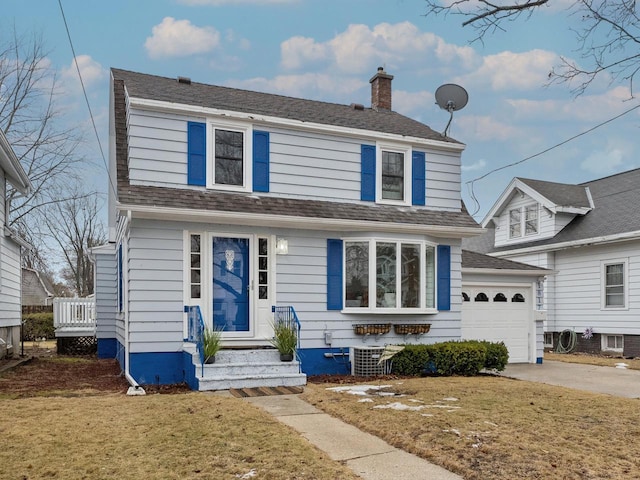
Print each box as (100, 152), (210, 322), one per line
(424, 0), (640, 96)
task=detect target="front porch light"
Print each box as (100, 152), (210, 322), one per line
(275, 238), (289, 255)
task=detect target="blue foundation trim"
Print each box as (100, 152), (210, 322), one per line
(129, 352), (185, 386)
(97, 338), (117, 359)
(299, 347), (351, 376)
(183, 350), (199, 390)
(536, 357), (543, 364)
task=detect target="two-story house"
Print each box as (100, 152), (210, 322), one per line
(464, 171), (640, 358)
(94, 67), (490, 390)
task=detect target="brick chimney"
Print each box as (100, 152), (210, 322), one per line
(370, 67), (393, 111)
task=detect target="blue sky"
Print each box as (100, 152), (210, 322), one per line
(4, 0), (640, 220)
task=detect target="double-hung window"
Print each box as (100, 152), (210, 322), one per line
(207, 123), (251, 190)
(377, 144), (411, 204)
(344, 239), (436, 311)
(509, 203), (539, 238)
(603, 261), (626, 308)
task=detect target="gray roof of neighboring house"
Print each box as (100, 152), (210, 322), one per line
(461, 249), (547, 271)
(112, 68), (459, 144)
(464, 168), (640, 254)
(518, 177), (591, 209)
(113, 69), (480, 231)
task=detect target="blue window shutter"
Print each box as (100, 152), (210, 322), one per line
(253, 130), (270, 192)
(187, 121), (206, 186)
(118, 244), (123, 312)
(412, 151), (426, 206)
(327, 239), (343, 310)
(437, 245), (451, 311)
(361, 144), (376, 202)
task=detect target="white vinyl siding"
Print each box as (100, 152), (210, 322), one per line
(126, 110), (463, 211)
(94, 248), (118, 340)
(127, 220), (185, 353)
(0, 236), (22, 328)
(537, 242), (640, 335)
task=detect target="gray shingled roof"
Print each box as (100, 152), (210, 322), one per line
(112, 68), (459, 144)
(113, 69), (481, 231)
(464, 168), (640, 253)
(518, 178), (591, 209)
(462, 250), (548, 271)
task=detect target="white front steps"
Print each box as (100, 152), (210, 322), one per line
(185, 345), (307, 391)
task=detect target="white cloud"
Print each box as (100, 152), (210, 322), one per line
(393, 90), (434, 117)
(462, 159), (487, 172)
(581, 148), (625, 175)
(231, 73), (366, 100)
(457, 115), (520, 142)
(178, 0), (297, 4)
(145, 17), (220, 59)
(280, 22), (478, 74)
(459, 50), (558, 91)
(61, 55), (106, 88)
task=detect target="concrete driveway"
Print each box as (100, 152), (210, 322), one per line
(500, 360), (640, 398)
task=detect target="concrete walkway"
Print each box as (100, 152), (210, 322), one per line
(501, 360), (640, 398)
(244, 394), (462, 480)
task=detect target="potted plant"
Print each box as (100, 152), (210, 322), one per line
(270, 320), (298, 362)
(202, 326), (223, 364)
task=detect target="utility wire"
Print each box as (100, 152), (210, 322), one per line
(466, 102), (640, 217)
(57, 0), (117, 198)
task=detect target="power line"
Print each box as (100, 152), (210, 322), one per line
(466, 102), (640, 217)
(57, 0), (117, 198)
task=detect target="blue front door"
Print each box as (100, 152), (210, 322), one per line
(213, 237), (250, 332)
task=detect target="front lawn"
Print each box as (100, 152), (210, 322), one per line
(302, 376), (640, 480)
(545, 351), (640, 370)
(0, 358), (359, 480)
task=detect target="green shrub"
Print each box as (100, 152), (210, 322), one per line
(477, 340), (509, 371)
(21, 312), (55, 340)
(390, 340), (509, 376)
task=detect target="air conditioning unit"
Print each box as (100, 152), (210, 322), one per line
(350, 346), (386, 376)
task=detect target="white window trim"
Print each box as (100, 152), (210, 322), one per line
(342, 237), (438, 314)
(601, 259), (628, 310)
(601, 334), (623, 353)
(376, 142), (411, 206)
(206, 119), (253, 192)
(508, 203), (539, 239)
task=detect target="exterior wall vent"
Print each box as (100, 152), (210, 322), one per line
(350, 346), (386, 376)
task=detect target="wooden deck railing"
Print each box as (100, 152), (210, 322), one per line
(53, 297), (96, 336)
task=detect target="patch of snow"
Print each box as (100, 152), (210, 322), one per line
(373, 402), (426, 411)
(443, 397), (459, 402)
(420, 413), (434, 417)
(358, 398), (374, 403)
(484, 421), (498, 427)
(326, 385), (392, 395)
(236, 469), (257, 479)
(443, 428), (461, 436)
(615, 363), (628, 369)
(377, 391), (403, 397)
(408, 399), (424, 403)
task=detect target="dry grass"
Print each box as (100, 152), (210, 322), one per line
(545, 351), (640, 370)
(1, 393), (361, 480)
(302, 376), (640, 480)
(0, 357), (359, 480)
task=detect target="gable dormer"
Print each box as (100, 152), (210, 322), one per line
(483, 178), (593, 248)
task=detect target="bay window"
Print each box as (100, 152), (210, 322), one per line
(344, 239), (436, 311)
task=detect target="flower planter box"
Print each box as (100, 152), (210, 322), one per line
(353, 323), (391, 335)
(393, 324), (431, 335)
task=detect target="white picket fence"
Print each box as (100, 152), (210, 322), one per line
(53, 297), (96, 337)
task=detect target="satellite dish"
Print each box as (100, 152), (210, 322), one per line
(435, 83), (468, 137)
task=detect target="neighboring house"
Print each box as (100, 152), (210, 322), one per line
(464, 170), (640, 357)
(95, 66), (490, 389)
(0, 131), (32, 357)
(22, 268), (55, 306)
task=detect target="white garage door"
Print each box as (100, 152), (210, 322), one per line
(461, 285), (532, 363)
